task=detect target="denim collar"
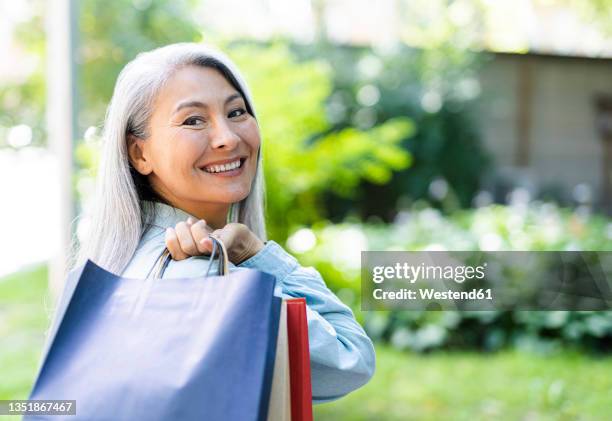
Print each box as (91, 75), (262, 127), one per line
(142, 201), (198, 231)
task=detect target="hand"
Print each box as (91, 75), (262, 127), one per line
(165, 217), (264, 264)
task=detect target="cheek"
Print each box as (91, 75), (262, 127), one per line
(240, 119), (261, 150)
(151, 132), (205, 179)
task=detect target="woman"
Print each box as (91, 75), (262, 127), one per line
(74, 42), (375, 403)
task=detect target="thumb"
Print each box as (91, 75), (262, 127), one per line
(198, 236), (214, 254)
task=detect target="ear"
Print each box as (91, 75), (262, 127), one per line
(127, 134), (153, 175)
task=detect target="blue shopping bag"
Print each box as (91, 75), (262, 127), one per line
(26, 238), (281, 421)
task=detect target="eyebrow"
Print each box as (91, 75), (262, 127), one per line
(172, 93), (243, 114)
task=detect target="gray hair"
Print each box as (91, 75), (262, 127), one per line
(74, 43), (266, 274)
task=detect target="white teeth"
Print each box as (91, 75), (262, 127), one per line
(204, 159), (242, 173)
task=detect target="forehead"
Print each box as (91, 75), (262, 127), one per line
(154, 65), (239, 112)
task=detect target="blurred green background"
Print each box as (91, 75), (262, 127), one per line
(1, 0), (612, 420)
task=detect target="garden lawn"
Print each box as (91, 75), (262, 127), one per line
(314, 346), (612, 420)
(1, 266), (610, 421)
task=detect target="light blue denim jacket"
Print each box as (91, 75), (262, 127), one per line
(120, 202), (375, 403)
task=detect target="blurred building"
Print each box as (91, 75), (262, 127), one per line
(478, 52), (612, 210)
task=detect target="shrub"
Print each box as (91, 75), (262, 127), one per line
(288, 202), (612, 353)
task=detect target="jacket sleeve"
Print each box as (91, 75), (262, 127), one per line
(238, 240), (376, 403)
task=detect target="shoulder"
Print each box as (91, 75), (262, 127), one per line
(121, 225), (166, 278)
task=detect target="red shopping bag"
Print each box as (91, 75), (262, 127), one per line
(287, 298), (313, 421)
(267, 298), (313, 421)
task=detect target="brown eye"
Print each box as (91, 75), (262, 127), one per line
(183, 116), (204, 126)
(228, 108), (246, 118)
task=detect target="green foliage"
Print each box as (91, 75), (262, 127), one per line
(291, 42), (491, 220)
(219, 42), (415, 240)
(0, 3), (46, 147)
(291, 202), (612, 353)
(78, 0), (203, 128)
(1, 0), (202, 148)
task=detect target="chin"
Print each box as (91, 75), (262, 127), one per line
(227, 191), (251, 204)
(218, 187), (252, 204)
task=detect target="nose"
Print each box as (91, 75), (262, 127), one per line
(209, 116), (240, 150)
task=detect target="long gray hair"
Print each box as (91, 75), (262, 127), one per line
(74, 43), (266, 274)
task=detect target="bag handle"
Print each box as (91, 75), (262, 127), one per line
(149, 235), (229, 279)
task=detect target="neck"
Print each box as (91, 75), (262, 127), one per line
(154, 194), (229, 230)
(173, 200), (229, 229)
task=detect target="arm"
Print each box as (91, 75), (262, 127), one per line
(239, 241), (376, 403)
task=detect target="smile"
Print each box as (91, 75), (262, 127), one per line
(201, 158), (245, 174)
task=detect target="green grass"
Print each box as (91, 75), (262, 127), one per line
(1, 266), (611, 420)
(314, 347), (612, 420)
(0, 265), (51, 400)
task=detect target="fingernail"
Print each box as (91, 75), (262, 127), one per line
(199, 238), (207, 245)
(187, 217), (194, 225)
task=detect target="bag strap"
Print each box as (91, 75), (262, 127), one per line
(149, 235), (229, 279)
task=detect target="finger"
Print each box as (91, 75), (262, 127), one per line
(199, 237), (214, 254)
(190, 219), (213, 254)
(165, 228), (189, 260)
(209, 225), (237, 251)
(175, 221), (199, 256)
(186, 216), (195, 226)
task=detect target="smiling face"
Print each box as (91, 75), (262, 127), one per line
(128, 65), (260, 226)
